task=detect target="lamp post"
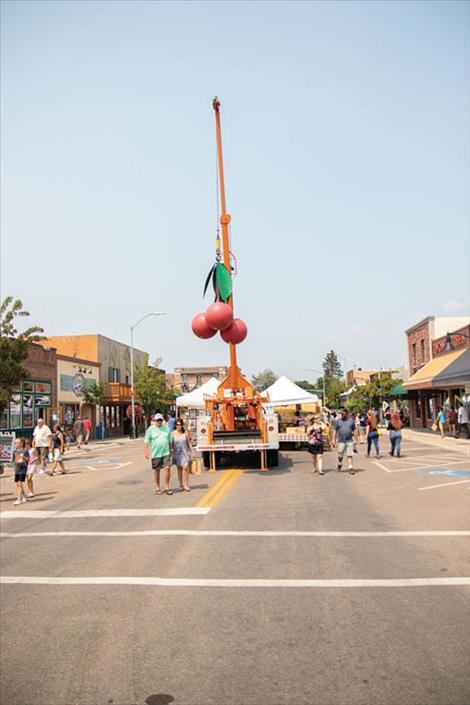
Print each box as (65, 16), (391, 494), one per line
(130, 312), (166, 439)
(443, 331), (470, 353)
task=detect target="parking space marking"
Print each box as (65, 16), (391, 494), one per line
(418, 480), (470, 491)
(0, 508), (210, 520)
(1, 576), (469, 588)
(374, 459), (470, 474)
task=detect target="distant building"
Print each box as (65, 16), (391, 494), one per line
(167, 366), (228, 394)
(345, 368), (399, 387)
(403, 317), (470, 429)
(43, 335), (148, 437)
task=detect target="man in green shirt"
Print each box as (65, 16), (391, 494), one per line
(144, 413), (173, 495)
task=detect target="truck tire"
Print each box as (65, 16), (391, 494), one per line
(267, 449), (279, 467)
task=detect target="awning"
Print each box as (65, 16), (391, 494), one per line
(403, 348), (470, 391)
(389, 384), (406, 396)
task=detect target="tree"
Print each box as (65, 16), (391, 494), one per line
(0, 297), (44, 413)
(345, 373), (402, 414)
(81, 382), (105, 431)
(294, 379), (317, 394)
(134, 359), (175, 423)
(325, 377), (347, 409)
(322, 350), (343, 380)
(251, 369), (278, 392)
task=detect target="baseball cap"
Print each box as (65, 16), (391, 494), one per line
(153, 413), (164, 421)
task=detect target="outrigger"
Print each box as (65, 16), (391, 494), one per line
(192, 99), (279, 471)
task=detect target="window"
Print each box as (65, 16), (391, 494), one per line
(125, 375), (129, 385)
(420, 339), (426, 363)
(416, 399), (421, 419)
(108, 367), (120, 382)
(22, 381), (34, 392)
(9, 395), (21, 428)
(35, 382), (51, 393)
(412, 343), (417, 367)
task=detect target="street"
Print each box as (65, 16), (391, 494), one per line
(1, 433), (469, 705)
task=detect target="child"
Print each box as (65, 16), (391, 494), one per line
(13, 438), (29, 506)
(26, 438), (38, 498)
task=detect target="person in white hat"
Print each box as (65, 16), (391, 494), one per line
(144, 413), (173, 495)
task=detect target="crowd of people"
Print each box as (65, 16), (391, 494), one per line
(305, 408), (404, 476)
(433, 404), (469, 439)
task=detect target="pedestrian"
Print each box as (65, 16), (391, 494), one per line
(306, 415), (326, 475)
(25, 439), (38, 498)
(366, 410), (381, 458)
(64, 426), (74, 451)
(436, 407), (446, 438)
(331, 409), (358, 475)
(83, 416), (92, 445)
(172, 419), (192, 491)
(144, 413), (173, 495)
(73, 415), (84, 449)
(388, 411), (403, 457)
(448, 407), (457, 437)
(358, 411), (368, 444)
(13, 438), (29, 506)
(168, 412), (176, 433)
(32, 418), (53, 474)
(48, 424), (66, 475)
(456, 404), (469, 438)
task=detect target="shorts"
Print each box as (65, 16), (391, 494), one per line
(15, 471), (27, 483)
(151, 455), (171, 471)
(337, 441), (354, 458)
(307, 443), (324, 455)
(37, 447), (49, 461)
(27, 463), (37, 476)
(53, 448), (63, 461)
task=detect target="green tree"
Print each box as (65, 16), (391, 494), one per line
(134, 358), (175, 423)
(325, 377), (347, 409)
(294, 379), (317, 394)
(81, 382), (105, 431)
(322, 350), (343, 380)
(0, 297), (44, 413)
(251, 369), (278, 392)
(360, 373), (402, 410)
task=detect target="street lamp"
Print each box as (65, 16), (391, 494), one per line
(130, 312), (166, 439)
(443, 331), (470, 353)
(304, 368), (326, 408)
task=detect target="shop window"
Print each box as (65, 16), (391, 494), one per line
(9, 395), (22, 428)
(22, 381), (34, 392)
(35, 382), (51, 393)
(416, 399), (421, 418)
(116, 407), (121, 427)
(111, 406), (115, 428)
(0, 407), (8, 429)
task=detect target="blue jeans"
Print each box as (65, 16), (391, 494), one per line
(367, 431), (380, 456)
(389, 430), (402, 455)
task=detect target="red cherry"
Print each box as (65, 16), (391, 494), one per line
(220, 318), (248, 344)
(206, 302), (233, 331)
(192, 313), (217, 339)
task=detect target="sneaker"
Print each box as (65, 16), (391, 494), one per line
(38, 469), (45, 475)
(376, 455), (381, 459)
(348, 469), (356, 475)
(337, 465), (343, 472)
(21, 496), (27, 503)
(318, 470), (325, 476)
(26, 493), (34, 499)
(14, 498), (22, 506)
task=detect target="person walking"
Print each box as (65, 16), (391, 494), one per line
(168, 412), (176, 433)
(48, 425), (66, 475)
(25, 439), (38, 498)
(13, 438), (29, 506)
(456, 404), (469, 438)
(388, 411), (403, 457)
(306, 415), (326, 475)
(32, 418), (52, 474)
(366, 410), (381, 458)
(358, 411), (367, 444)
(331, 409), (358, 475)
(448, 407), (457, 437)
(73, 415), (84, 449)
(172, 419), (192, 491)
(144, 413), (173, 495)
(436, 407), (446, 438)
(83, 416), (92, 445)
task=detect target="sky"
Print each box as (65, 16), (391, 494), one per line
(1, 0), (469, 381)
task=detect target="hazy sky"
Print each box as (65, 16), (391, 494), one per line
(1, 0), (469, 381)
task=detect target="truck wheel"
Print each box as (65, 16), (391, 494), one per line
(267, 450), (279, 467)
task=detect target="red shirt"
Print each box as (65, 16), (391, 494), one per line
(83, 419), (92, 432)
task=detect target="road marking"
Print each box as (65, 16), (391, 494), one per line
(374, 459), (470, 474)
(2, 530), (469, 539)
(207, 469), (243, 508)
(1, 576), (469, 588)
(0, 508), (210, 520)
(195, 469), (240, 508)
(418, 479), (470, 491)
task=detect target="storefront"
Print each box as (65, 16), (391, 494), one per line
(57, 355), (100, 433)
(0, 379), (54, 439)
(403, 348), (470, 429)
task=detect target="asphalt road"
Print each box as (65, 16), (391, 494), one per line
(1, 434), (469, 705)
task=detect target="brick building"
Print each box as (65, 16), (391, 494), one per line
(0, 343), (57, 439)
(403, 316), (470, 429)
(167, 366), (228, 394)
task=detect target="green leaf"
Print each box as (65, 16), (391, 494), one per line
(215, 263), (232, 302)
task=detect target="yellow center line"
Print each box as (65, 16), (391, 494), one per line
(205, 469), (244, 509)
(195, 469), (239, 508)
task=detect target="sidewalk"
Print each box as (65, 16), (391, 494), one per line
(64, 435), (137, 459)
(402, 427), (470, 453)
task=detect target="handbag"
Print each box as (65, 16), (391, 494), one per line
(431, 423), (438, 432)
(189, 458), (203, 475)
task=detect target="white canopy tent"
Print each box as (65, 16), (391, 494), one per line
(262, 375), (320, 407)
(175, 377), (220, 408)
